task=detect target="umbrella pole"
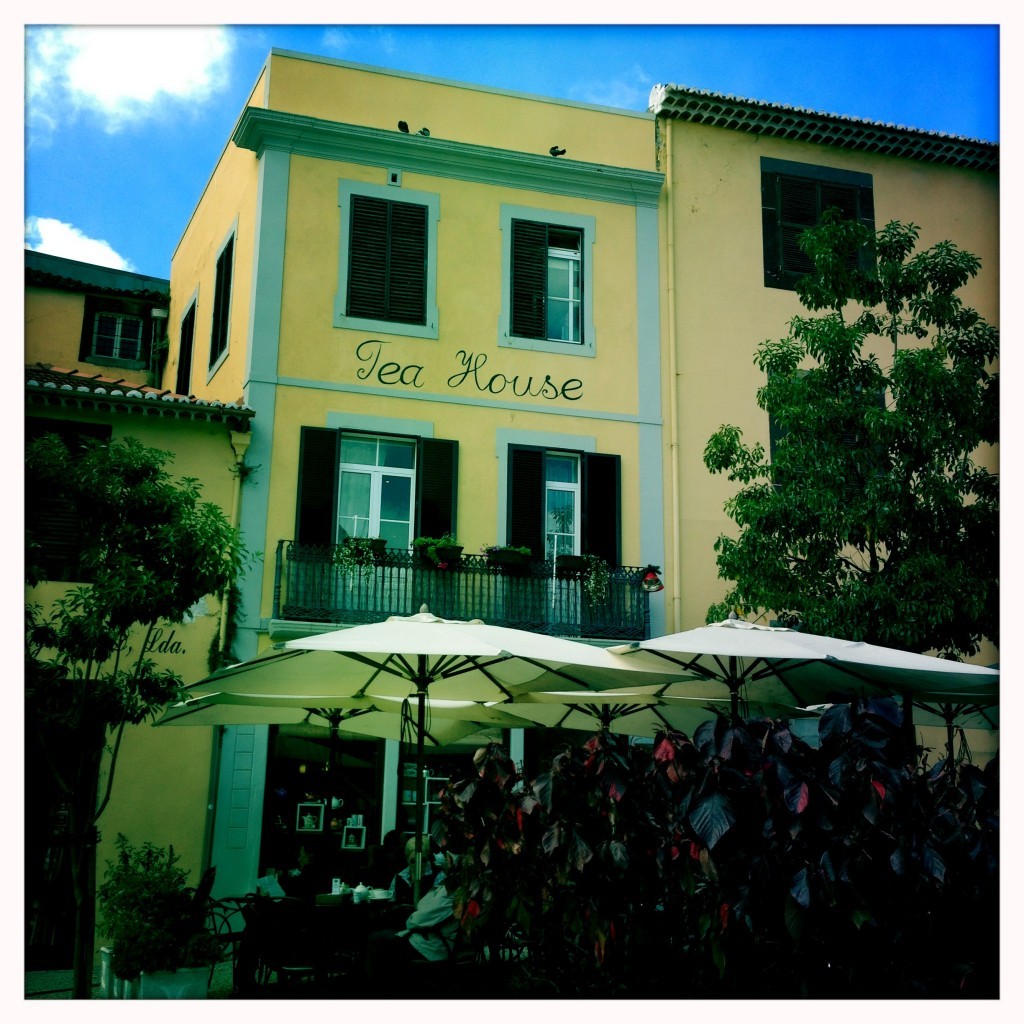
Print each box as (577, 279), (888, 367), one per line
(728, 656), (739, 719)
(413, 661), (428, 905)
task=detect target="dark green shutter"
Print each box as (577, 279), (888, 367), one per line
(210, 236), (234, 366)
(763, 166), (875, 290)
(415, 437), (458, 538)
(26, 420), (112, 581)
(347, 195), (427, 325)
(176, 302), (195, 396)
(582, 452), (620, 566)
(510, 220), (548, 338)
(507, 446), (545, 555)
(295, 427), (340, 545)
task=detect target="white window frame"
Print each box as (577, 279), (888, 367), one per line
(498, 204), (596, 357)
(544, 452), (581, 559)
(90, 311), (144, 363)
(336, 434), (417, 550)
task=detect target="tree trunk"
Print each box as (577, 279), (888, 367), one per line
(68, 738), (103, 999)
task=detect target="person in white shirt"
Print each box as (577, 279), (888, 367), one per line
(366, 850), (460, 983)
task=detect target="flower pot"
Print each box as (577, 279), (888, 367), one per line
(99, 947), (139, 998)
(555, 555), (588, 579)
(434, 545), (463, 567)
(139, 965), (209, 999)
(488, 550), (530, 575)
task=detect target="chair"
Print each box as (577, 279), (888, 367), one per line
(205, 894), (258, 993)
(237, 896), (344, 995)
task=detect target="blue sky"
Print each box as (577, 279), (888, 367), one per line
(22, 17), (1002, 281)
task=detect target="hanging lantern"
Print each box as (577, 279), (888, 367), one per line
(641, 565), (665, 593)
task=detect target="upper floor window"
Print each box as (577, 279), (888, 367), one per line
(78, 295), (163, 370)
(507, 445), (619, 566)
(209, 234), (234, 371)
(92, 312), (143, 362)
(499, 205), (596, 357)
(335, 181), (440, 340)
(761, 158), (874, 290)
(296, 427), (457, 549)
(543, 453), (581, 558)
(176, 300), (196, 396)
(337, 433), (417, 551)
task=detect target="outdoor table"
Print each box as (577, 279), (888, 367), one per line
(313, 892), (407, 966)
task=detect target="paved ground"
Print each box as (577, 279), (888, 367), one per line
(25, 961), (235, 999)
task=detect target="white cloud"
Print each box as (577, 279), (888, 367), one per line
(26, 26), (233, 135)
(570, 65), (651, 111)
(25, 217), (135, 272)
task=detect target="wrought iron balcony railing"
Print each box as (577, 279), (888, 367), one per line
(272, 541), (653, 641)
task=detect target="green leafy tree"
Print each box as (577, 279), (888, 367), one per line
(25, 434), (247, 998)
(703, 215), (998, 657)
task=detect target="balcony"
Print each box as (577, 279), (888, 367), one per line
(272, 541), (653, 641)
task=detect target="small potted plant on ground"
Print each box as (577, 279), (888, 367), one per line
(98, 833), (223, 999)
(413, 534), (463, 569)
(483, 544), (533, 574)
(333, 536), (386, 581)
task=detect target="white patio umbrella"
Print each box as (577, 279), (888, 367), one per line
(610, 618), (998, 723)
(157, 692), (523, 745)
(175, 606), (682, 899)
(506, 687), (819, 738)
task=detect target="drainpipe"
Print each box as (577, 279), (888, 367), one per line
(663, 119), (683, 631)
(218, 429), (252, 660)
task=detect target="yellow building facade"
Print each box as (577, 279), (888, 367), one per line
(165, 51), (667, 894)
(27, 51), (996, 924)
(24, 253), (254, 966)
(648, 87), (998, 764)
(647, 85), (999, 639)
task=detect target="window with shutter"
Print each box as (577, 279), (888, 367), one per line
(507, 445), (620, 565)
(761, 158), (874, 290)
(295, 427), (457, 547)
(176, 300), (196, 396)
(209, 234), (234, 369)
(335, 181), (439, 340)
(26, 420), (112, 581)
(500, 205), (596, 356)
(78, 296), (154, 369)
(347, 196), (428, 325)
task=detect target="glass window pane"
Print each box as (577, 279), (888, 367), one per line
(340, 436), (377, 466)
(380, 474), (411, 523)
(378, 438), (416, 469)
(545, 490), (576, 559)
(546, 454), (578, 484)
(547, 300), (569, 340)
(337, 471), (372, 538)
(379, 520), (410, 550)
(547, 257), (569, 299)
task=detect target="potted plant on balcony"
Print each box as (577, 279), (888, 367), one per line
(483, 544), (532, 574)
(413, 534), (463, 569)
(97, 833), (223, 999)
(333, 536), (386, 582)
(556, 553), (611, 604)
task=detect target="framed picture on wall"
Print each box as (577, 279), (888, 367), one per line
(341, 825), (366, 850)
(296, 802), (325, 832)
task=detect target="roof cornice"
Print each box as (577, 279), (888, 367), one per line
(26, 365), (254, 430)
(231, 106), (665, 208)
(649, 85), (998, 173)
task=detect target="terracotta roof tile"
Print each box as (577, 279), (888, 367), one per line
(26, 364), (255, 427)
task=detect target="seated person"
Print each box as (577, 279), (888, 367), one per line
(367, 828), (406, 889)
(389, 834), (441, 906)
(282, 844), (330, 903)
(365, 849), (460, 985)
